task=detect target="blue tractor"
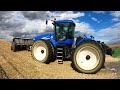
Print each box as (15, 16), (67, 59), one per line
(31, 19), (105, 74)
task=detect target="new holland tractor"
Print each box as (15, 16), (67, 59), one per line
(31, 19), (113, 74)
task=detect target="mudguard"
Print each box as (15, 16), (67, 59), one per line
(76, 38), (94, 45)
(33, 33), (57, 47)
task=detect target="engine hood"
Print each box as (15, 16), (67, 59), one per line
(33, 33), (54, 41)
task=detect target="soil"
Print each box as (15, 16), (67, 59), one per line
(0, 39), (120, 79)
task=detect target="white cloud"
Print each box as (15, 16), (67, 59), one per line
(48, 11), (85, 20)
(93, 11), (105, 14)
(111, 11), (120, 17)
(75, 22), (95, 37)
(21, 19), (53, 33)
(0, 11), (96, 42)
(91, 17), (100, 23)
(95, 22), (120, 44)
(112, 18), (120, 22)
(89, 14), (100, 23)
(111, 11), (120, 22)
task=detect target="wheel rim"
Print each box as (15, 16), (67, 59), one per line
(33, 43), (47, 61)
(76, 46), (100, 70)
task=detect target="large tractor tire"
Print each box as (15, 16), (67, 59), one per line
(72, 40), (105, 74)
(11, 42), (16, 52)
(31, 39), (55, 64)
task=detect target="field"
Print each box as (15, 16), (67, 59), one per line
(0, 39), (120, 79)
(108, 44), (120, 48)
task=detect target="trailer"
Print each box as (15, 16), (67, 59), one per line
(11, 38), (34, 52)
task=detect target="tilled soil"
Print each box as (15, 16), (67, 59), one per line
(0, 65), (8, 79)
(0, 39), (120, 79)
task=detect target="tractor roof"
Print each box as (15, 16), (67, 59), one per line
(54, 20), (75, 26)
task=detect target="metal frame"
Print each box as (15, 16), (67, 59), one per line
(12, 38), (34, 51)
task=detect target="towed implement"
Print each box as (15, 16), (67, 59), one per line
(11, 38), (34, 52)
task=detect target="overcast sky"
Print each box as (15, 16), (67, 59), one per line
(0, 11), (120, 44)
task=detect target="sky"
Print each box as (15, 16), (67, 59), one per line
(0, 11), (120, 44)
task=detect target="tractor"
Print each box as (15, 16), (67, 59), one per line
(31, 19), (112, 74)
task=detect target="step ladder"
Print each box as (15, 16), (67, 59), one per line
(56, 45), (64, 64)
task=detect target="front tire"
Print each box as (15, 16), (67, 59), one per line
(31, 39), (55, 64)
(72, 41), (105, 74)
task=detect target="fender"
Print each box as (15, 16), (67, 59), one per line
(33, 33), (57, 48)
(76, 38), (94, 45)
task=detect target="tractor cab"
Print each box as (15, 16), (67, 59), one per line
(53, 20), (75, 44)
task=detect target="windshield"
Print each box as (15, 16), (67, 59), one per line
(55, 23), (75, 41)
(55, 23), (69, 41)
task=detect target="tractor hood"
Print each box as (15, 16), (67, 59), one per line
(33, 33), (54, 41)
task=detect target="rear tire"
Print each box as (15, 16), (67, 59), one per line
(72, 40), (105, 74)
(31, 39), (55, 64)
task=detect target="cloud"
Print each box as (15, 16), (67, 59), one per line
(21, 19), (53, 34)
(48, 11), (85, 20)
(0, 30), (14, 41)
(0, 11), (26, 41)
(111, 11), (120, 17)
(21, 11), (85, 21)
(0, 11), (55, 41)
(0, 11), (24, 29)
(111, 11), (120, 22)
(22, 11), (48, 20)
(89, 14), (100, 23)
(0, 11), (13, 21)
(75, 21), (95, 37)
(93, 11), (105, 14)
(95, 22), (120, 44)
(0, 11), (96, 43)
(91, 17), (100, 23)
(0, 11), (86, 41)
(112, 18), (120, 22)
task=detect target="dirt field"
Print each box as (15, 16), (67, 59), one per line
(0, 39), (120, 79)
(108, 44), (120, 48)
(0, 65), (8, 79)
